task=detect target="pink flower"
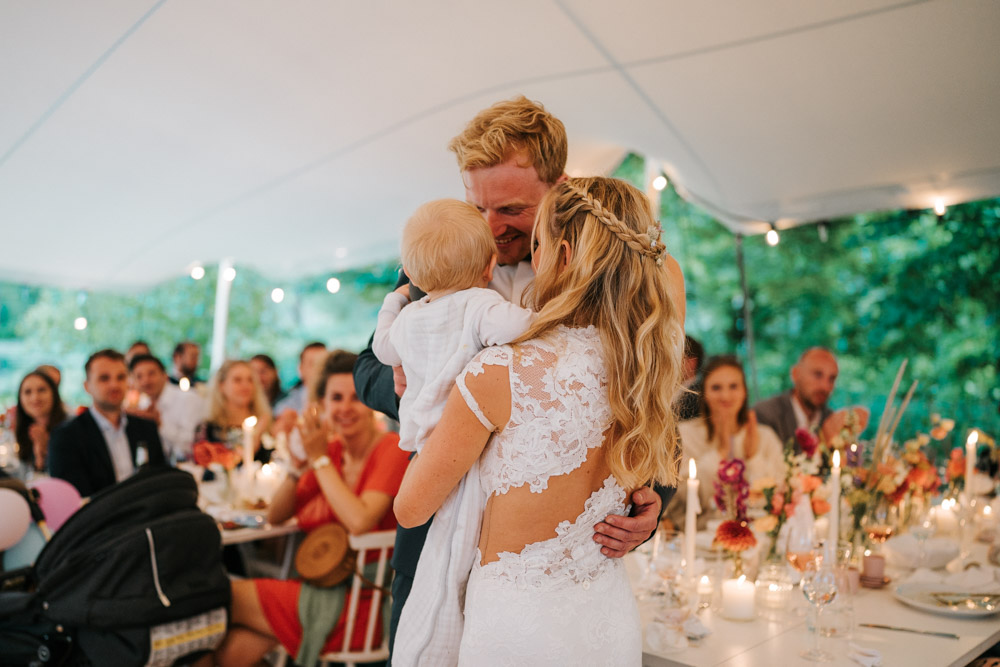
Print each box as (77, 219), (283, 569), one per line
(718, 458), (746, 484)
(795, 428), (819, 457)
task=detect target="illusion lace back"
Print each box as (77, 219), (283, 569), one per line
(455, 325), (641, 666)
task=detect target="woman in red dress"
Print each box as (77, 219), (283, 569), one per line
(214, 350), (410, 665)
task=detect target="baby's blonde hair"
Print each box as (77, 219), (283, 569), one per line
(401, 199), (496, 292)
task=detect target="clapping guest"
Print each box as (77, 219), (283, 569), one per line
(194, 360), (272, 459)
(665, 355), (783, 527)
(15, 370), (68, 472)
(250, 354), (286, 408)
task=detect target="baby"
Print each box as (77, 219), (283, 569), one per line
(373, 199), (535, 453)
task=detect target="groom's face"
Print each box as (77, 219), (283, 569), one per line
(463, 155), (553, 266)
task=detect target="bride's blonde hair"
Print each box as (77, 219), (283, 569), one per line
(520, 177), (683, 489)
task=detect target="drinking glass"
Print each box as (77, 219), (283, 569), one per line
(909, 506), (935, 567)
(801, 559), (838, 662)
(786, 521), (819, 582)
(863, 501), (897, 553)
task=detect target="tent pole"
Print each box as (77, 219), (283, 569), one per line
(209, 258), (233, 375)
(735, 235), (759, 402)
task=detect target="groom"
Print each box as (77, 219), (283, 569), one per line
(354, 96), (680, 657)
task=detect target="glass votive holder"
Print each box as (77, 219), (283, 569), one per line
(755, 560), (793, 616)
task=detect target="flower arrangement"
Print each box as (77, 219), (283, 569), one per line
(192, 441), (240, 471)
(712, 458), (756, 575)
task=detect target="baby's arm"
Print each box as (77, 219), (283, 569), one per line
(476, 294), (536, 347)
(371, 290), (409, 367)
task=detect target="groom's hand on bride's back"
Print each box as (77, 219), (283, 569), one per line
(593, 486), (661, 558)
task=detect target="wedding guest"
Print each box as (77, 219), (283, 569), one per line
(665, 355), (783, 528)
(15, 370), (68, 473)
(127, 354), (206, 462)
(754, 347), (868, 451)
(674, 335), (705, 421)
(35, 364), (62, 388)
(274, 342), (327, 418)
(194, 360), (271, 458)
(250, 353), (286, 408)
(125, 340), (152, 367)
(213, 351), (410, 667)
(48, 349), (166, 497)
(169, 341), (203, 386)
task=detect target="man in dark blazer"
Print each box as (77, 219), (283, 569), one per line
(753, 347), (838, 449)
(49, 349), (166, 497)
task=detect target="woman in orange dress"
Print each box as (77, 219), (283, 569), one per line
(215, 350), (409, 665)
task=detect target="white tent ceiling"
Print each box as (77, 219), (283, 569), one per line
(2, 0), (999, 290)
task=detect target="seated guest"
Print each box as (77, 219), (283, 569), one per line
(194, 360), (272, 458)
(15, 370), (69, 473)
(127, 354), (206, 462)
(35, 364), (62, 388)
(169, 340), (203, 387)
(674, 335), (705, 421)
(214, 350), (410, 666)
(753, 347), (840, 449)
(250, 353), (286, 408)
(665, 355), (783, 527)
(48, 349), (166, 497)
(274, 342), (327, 416)
(124, 340), (152, 367)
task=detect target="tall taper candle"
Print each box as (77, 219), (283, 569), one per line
(965, 431), (978, 502)
(827, 450), (841, 563)
(685, 458), (699, 574)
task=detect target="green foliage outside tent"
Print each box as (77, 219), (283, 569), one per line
(0, 153), (997, 464)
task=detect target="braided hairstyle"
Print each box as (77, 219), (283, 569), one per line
(518, 177), (683, 489)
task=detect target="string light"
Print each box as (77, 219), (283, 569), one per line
(223, 267), (237, 282)
(652, 175), (667, 191)
(326, 277), (341, 294)
(765, 224), (780, 246)
(933, 197), (947, 216)
(73, 317), (88, 331)
(271, 288), (285, 303)
(190, 265), (205, 280)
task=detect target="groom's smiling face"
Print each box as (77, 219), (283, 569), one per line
(463, 155), (553, 267)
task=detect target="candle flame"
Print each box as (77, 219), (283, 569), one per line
(985, 505), (992, 516)
(967, 431), (979, 446)
(689, 458), (697, 479)
(832, 450), (841, 469)
(179, 377), (190, 392)
(737, 575), (746, 584)
(243, 416), (258, 429)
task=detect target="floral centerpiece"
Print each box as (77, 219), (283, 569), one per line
(712, 459), (756, 575)
(192, 440), (240, 470)
(752, 428), (830, 560)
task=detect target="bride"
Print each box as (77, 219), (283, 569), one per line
(395, 176), (685, 664)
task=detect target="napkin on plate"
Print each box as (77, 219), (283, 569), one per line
(848, 642), (882, 667)
(883, 535), (959, 570)
(644, 609), (711, 653)
(904, 566), (1000, 590)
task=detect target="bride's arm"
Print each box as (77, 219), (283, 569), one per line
(394, 364), (510, 528)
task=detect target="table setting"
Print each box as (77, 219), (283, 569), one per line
(635, 361), (1000, 666)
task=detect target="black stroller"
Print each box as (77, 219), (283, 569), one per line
(0, 468), (230, 666)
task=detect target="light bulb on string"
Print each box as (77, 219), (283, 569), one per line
(223, 267), (237, 282)
(190, 265), (205, 280)
(933, 197), (947, 217)
(652, 175), (667, 191)
(271, 288), (285, 303)
(326, 277), (341, 294)
(765, 225), (780, 246)
(74, 317), (88, 331)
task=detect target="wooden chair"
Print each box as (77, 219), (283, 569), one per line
(319, 529), (394, 666)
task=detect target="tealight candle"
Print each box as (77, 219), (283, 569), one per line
(722, 575), (755, 620)
(698, 574), (712, 596)
(937, 498), (959, 535)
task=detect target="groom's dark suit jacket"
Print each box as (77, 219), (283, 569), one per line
(48, 409), (166, 497)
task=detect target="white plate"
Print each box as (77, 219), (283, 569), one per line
(892, 581), (1000, 617)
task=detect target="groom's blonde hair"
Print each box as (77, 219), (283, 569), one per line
(520, 177), (684, 489)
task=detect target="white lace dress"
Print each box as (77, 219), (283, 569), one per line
(455, 325), (641, 666)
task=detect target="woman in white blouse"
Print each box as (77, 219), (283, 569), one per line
(667, 355), (784, 526)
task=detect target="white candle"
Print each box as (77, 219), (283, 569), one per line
(685, 459), (699, 574)
(256, 462), (281, 502)
(937, 498), (959, 535)
(827, 451), (841, 562)
(698, 574), (712, 596)
(722, 575), (755, 620)
(965, 431), (978, 501)
(242, 415), (257, 473)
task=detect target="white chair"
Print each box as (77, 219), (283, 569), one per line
(273, 529), (395, 667)
(319, 529), (395, 666)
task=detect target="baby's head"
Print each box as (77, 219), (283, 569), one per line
(401, 199), (497, 293)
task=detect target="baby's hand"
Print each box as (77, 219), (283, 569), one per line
(394, 284), (411, 299)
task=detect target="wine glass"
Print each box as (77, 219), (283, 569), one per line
(909, 507), (935, 568)
(786, 521), (820, 582)
(801, 558), (838, 662)
(863, 501), (897, 553)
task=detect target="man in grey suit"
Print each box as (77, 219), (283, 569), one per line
(753, 347), (839, 449)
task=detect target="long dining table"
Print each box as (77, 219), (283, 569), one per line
(632, 542), (1000, 667)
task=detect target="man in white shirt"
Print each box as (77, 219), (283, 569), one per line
(49, 349), (166, 497)
(127, 354), (206, 462)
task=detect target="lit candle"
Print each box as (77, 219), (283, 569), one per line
(685, 459), (699, 574)
(698, 574), (712, 596)
(242, 416), (257, 469)
(256, 462), (281, 502)
(827, 451), (841, 562)
(722, 575), (755, 620)
(965, 431), (978, 501)
(937, 498), (959, 535)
